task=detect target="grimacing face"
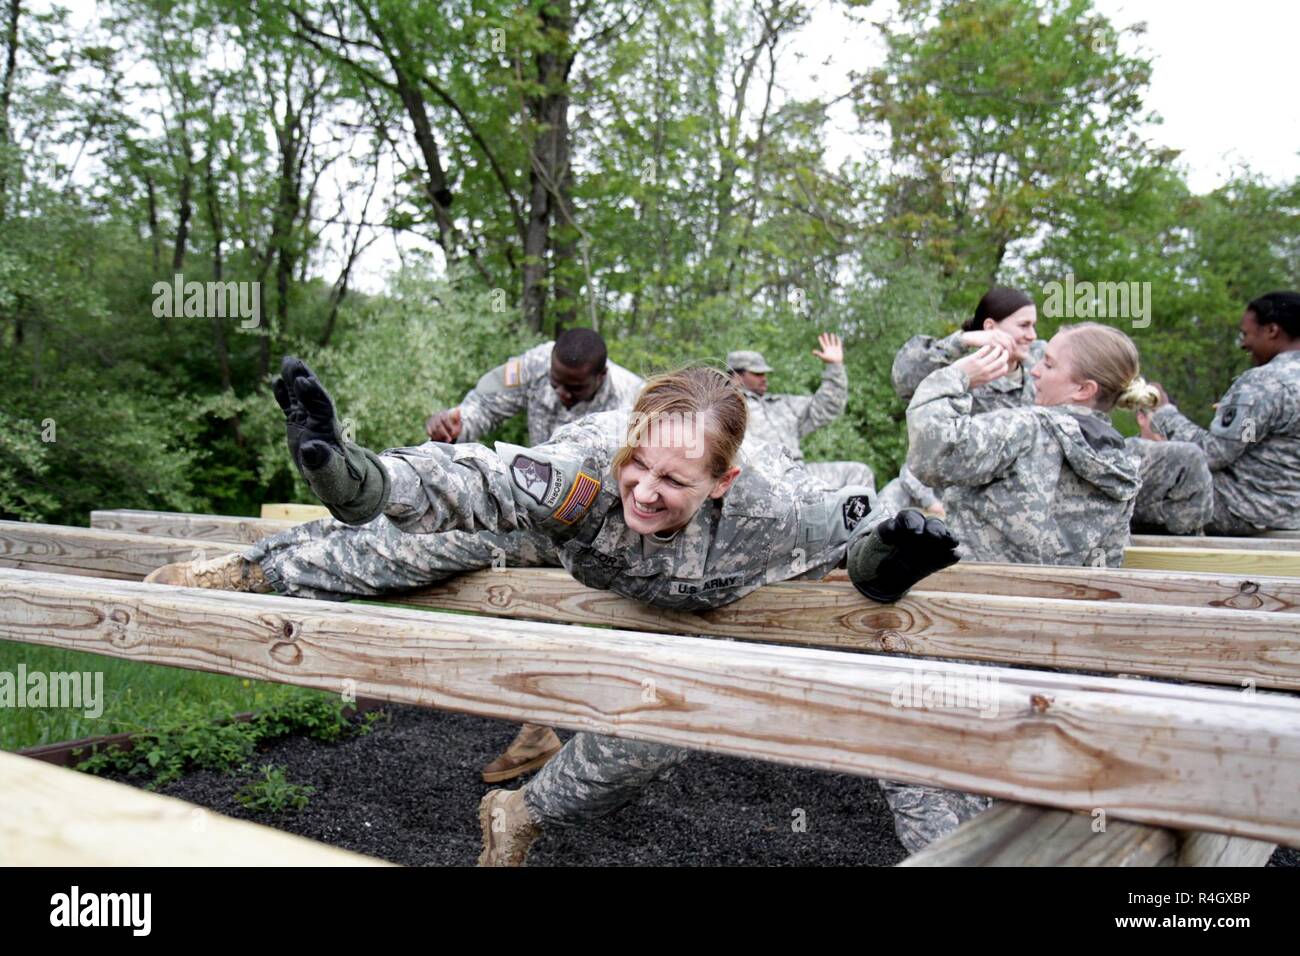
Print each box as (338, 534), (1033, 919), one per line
(1031, 332), (1096, 407)
(987, 304), (1038, 363)
(617, 429), (740, 536)
(549, 355), (606, 408)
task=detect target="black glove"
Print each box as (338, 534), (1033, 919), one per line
(273, 356), (390, 524)
(847, 508), (960, 603)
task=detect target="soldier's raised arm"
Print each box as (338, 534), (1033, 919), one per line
(906, 347), (1037, 489)
(794, 332), (849, 438)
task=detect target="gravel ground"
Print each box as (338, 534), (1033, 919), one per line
(132, 704), (1297, 867)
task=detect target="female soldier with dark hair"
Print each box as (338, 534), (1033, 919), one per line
(270, 357), (959, 864)
(871, 322), (1157, 852)
(884, 287), (1042, 515)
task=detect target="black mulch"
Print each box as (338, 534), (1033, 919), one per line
(126, 704), (1296, 868)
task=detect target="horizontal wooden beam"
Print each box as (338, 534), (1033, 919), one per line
(855, 563), (1300, 612)
(1123, 545), (1300, 578)
(1260, 530), (1300, 541)
(0, 521), (239, 579)
(2, 568), (1299, 847)
(1132, 534), (1300, 552)
(899, 803), (1276, 867)
(90, 509), (298, 544)
(405, 569), (1300, 691)
(0, 749), (389, 866)
(260, 503), (332, 521)
(12, 522), (1300, 690)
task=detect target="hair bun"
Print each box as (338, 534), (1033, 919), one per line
(1116, 376), (1160, 411)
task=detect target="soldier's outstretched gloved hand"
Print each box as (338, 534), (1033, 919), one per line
(847, 508), (959, 603)
(273, 356), (390, 524)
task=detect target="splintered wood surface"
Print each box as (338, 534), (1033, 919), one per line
(2, 568), (1299, 847)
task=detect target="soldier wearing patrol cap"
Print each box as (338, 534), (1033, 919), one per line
(727, 333), (876, 493)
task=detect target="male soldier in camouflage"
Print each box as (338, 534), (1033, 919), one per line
(265, 356), (960, 866)
(1137, 291), (1300, 535)
(726, 333), (876, 494)
(875, 322), (1154, 853)
(424, 327), (644, 446)
(149, 327), (644, 784)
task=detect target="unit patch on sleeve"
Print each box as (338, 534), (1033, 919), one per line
(842, 494), (872, 531)
(553, 471), (601, 524)
(511, 455), (553, 505)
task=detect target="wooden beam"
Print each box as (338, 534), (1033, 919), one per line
(864, 563), (1300, 612)
(90, 509), (299, 544)
(406, 568), (1300, 691)
(0, 521), (239, 579)
(261, 503), (332, 521)
(1260, 530), (1300, 541)
(0, 750), (390, 865)
(1123, 545), (1300, 578)
(11, 523), (1300, 690)
(1132, 534), (1300, 552)
(899, 803), (1276, 867)
(2, 568), (1299, 847)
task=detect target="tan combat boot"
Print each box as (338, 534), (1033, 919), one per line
(144, 553), (271, 592)
(480, 723), (563, 783)
(478, 788), (542, 867)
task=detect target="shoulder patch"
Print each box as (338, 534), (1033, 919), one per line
(842, 494), (872, 531)
(553, 472), (601, 525)
(512, 455), (561, 507)
(503, 357), (523, 388)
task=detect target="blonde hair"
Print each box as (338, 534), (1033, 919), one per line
(611, 366), (747, 478)
(1057, 323), (1160, 411)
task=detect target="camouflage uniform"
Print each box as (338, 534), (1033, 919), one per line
(366, 409), (881, 830)
(243, 342), (644, 597)
(876, 363), (1144, 854)
(459, 341), (645, 446)
(883, 331), (1046, 510)
(1126, 438), (1215, 535)
(737, 361), (876, 493)
(1148, 351), (1300, 534)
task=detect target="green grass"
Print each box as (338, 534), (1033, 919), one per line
(0, 639), (333, 752)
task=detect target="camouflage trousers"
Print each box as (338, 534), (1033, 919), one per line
(1128, 438), (1215, 535)
(804, 460), (877, 495)
(522, 730), (991, 855)
(524, 732), (690, 827)
(243, 516), (561, 600)
(875, 779), (992, 854)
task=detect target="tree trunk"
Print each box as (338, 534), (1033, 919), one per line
(0, 0), (20, 221)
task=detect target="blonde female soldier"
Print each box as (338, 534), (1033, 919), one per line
(269, 358), (960, 864)
(870, 321), (1159, 851)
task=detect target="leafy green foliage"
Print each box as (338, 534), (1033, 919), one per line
(234, 764), (316, 813)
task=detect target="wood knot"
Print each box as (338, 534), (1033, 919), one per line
(879, 629), (909, 652)
(270, 642), (303, 665)
(281, 620), (298, 640)
(104, 606), (142, 647)
(1030, 694), (1053, 714)
(486, 584), (513, 609)
(1238, 581), (1260, 595)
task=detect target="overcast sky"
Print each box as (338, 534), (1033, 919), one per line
(792, 0), (1300, 193)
